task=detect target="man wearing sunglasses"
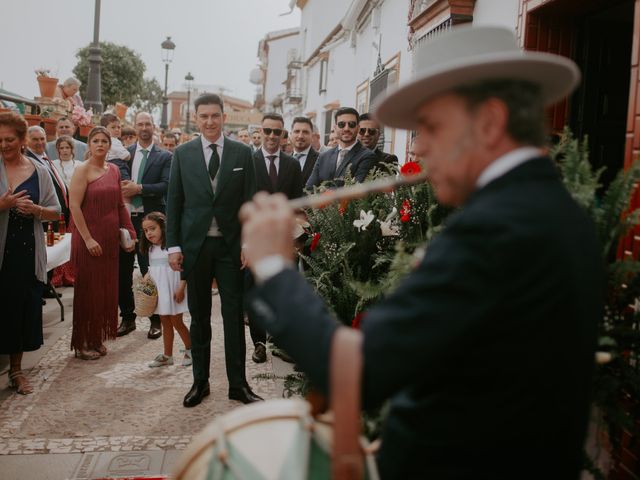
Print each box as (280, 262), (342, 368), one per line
(305, 107), (376, 190)
(357, 113), (398, 174)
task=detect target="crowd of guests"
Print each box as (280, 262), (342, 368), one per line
(0, 93), (402, 402)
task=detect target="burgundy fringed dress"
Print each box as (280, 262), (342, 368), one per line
(70, 163), (135, 351)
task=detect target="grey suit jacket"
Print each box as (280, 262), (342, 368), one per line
(305, 141), (375, 190)
(46, 139), (87, 161)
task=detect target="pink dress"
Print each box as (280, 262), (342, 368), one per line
(70, 164), (135, 350)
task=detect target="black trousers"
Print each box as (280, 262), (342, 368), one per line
(244, 270), (266, 346)
(118, 212), (159, 326)
(187, 237), (246, 388)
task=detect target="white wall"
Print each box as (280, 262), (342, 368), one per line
(264, 32), (300, 106)
(472, 0), (519, 31)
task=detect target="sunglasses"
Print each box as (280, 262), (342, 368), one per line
(262, 128), (283, 136)
(359, 128), (379, 136)
(337, 121), (357, 129)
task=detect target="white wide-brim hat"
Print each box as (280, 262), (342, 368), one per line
(374, 26), (581, 130)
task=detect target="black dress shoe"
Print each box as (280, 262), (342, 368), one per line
(147, 326), (162, 339)
(229, 385), (263, 404)
(252, 344), (267, 363)
(183, 381), (210, 408)
(116, 321), (136, 337)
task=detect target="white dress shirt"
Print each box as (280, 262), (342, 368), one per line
(261, 147), (281, 174)
(201, 134), (226, 237)
(293, 146), (311, 170)
(130, 142), (154, 213)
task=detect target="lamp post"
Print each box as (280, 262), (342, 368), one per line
(85, 0), (103, 114)
(160, 36), (175, 131)
(184, 72), (194, 134)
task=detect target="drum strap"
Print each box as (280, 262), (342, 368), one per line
(330, 327), (365, 480)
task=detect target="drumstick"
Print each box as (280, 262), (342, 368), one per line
(288, 171), (428, 210)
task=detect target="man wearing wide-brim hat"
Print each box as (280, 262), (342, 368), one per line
(240, 26), (605, 479)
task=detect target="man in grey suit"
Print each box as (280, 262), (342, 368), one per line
(45, 117), (87, 160)
(305, 107), (375, 190)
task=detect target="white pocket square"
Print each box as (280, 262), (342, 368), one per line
(233, 167), (243, 171)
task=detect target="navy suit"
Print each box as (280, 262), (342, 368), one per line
(249, 157), (604, 479)
(305, 141), (375, 190)
(118, 143), (172, 324)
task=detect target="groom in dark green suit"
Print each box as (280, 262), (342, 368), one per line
(166, 93), (262, 407)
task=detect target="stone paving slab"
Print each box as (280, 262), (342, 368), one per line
(0, 290), (280, 457)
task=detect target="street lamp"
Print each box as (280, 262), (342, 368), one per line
(184, 72), (194, 134)
(85, 0), (103, 114)
(160, 36), (176, 131)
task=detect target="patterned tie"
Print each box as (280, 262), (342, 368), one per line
(336, 149), (348, 172)
(43, 155), (68, 208)
(294, 152), (305, 169)
(131, 149), (149, 208)
(267, 155), (278, 189)
(208, 144), (220, 180)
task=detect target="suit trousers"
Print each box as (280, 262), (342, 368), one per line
(244, 270), (266, 346)
(118, 213), (159, 326)
(187, 237), (246, 388)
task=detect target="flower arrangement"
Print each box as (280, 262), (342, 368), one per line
(301, 164), (450, 324)
(71, 105), (93, 127)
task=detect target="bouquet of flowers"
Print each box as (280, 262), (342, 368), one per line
(132, 273), (158, 317)
(71, 105), (93, 126)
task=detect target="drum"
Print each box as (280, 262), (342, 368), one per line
(173, 398), (379, 480)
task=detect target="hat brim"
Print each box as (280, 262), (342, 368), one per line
(374, 51), (581, 130)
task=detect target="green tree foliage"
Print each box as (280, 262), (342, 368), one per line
(73, 42), (145, 109)
(133, 77), (164, 114)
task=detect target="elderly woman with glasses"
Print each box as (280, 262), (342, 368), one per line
(54, 77), (84, 111)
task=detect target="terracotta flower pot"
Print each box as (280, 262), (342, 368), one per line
(42, 118), (57, 140)
(79, 124), (93, 137)
(115, 102), (128, 120)
(37, 76), (58, 98)
(24, 114), (42, 127)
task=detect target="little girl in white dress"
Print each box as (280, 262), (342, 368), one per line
(139, 212), (191, 367)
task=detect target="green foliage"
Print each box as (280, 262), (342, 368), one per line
(73, 42), (146, 109)
(553, 128), (640, 465)
(133, 77), (164, 114)
(301, 168), (449, 325)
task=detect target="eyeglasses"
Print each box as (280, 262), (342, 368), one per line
(358, 128), (378, 136)
(262, 128), (283, 136)
(337, 121), (357, 129)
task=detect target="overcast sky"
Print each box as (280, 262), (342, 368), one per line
(2, 0), (300, 102)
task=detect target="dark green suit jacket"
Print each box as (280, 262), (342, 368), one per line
(166, 136), (256, 276)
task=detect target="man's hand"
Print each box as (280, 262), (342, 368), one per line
(169, 252), (184, 272)
(120, 180), (141, 198)
(239, 192), (296, 271)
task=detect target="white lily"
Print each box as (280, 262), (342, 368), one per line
(378, 219), (400, 237)
(353, 210), (375, 231)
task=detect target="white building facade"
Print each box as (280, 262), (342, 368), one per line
(254, 0), (519, 162)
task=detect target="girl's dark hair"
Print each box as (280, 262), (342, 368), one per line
(139, 211), (167, 254)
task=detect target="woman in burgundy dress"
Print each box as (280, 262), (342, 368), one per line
(69, 127), (135, 360)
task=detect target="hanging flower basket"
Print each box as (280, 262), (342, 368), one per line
(37, 76), (58, 98)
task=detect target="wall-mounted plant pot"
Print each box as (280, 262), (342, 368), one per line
(37, 77), (58, 98)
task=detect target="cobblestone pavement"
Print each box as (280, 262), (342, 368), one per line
(0, 288), (279, 457)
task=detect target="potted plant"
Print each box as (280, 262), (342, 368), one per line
(71, 105), (94, 138)
(40, 107), (57, 139)
(35, 68), (58, 98)
(115, 102), (128, 120)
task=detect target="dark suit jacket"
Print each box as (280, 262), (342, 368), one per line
(110, 144), (171, 214)
(166, 136), (256, 276)
(26, 149), (69, 221)
(372, 148), (398, 174)
(305, 141), (375, 190)
(253, 150), (303, 200)
(249, 157), (604, 479)
(299, 147), (319, 186)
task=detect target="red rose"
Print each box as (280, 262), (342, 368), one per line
(310, 232), (321, 252)
(400, 199), (411, 223)
(400, 213), (411, 223)
(352, 311), (365, 329)
(400, 161), (422, 177)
